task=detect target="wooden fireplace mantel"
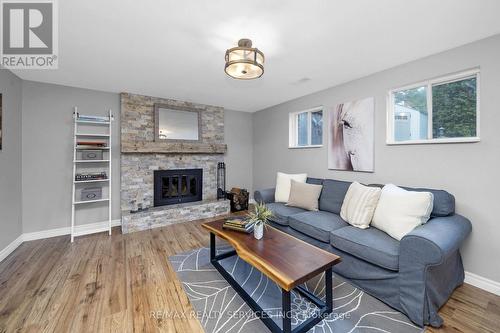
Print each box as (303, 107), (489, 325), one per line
(121, 141), (227, 154)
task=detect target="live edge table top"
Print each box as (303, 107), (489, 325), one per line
(202, 219), (341, 292)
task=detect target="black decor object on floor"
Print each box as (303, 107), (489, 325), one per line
(217, 162), (226, 200)
(226, 188), (249, 212)
(154, 168), (202, 207)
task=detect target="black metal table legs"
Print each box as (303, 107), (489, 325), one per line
(209, 232), (333, 333)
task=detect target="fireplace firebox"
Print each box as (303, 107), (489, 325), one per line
(154, 169), (203, 207)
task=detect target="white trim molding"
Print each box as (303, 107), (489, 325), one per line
(0, 234), (24, 263)
(23, 226), (70, 242)
(73, 219), (122, 237)
(0, 219), (121, 263)
(23, 219), (122, 241)
(465, 271), (500, 296)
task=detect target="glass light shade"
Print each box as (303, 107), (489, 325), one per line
(224, 40), (265, 80)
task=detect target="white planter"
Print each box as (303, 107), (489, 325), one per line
(254, 222), (264, 240)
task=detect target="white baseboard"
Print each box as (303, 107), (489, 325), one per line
(22, 219), (121, 241)
(23, 226), (70, 242)
(0, 234), (24, 262)
(72, 219), (122, 237)
(0, 219), (122, 263)
(465, 271), (500, 296)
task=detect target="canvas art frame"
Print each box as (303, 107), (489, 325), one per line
(328, 97), (374, 172)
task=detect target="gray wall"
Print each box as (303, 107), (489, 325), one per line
(0, 69), (23, 250)
(253, 35), (500, 282)
(21, 81), (120, 232)
(224, 110), (253, 195)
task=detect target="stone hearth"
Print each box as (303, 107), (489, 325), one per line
(120, 93), (230, 233)
(121, 200), (230, 233)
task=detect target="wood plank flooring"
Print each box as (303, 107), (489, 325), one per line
(0, 214), (499, 332)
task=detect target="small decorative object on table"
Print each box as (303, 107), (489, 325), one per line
(222, 217), (254, 233)
(248, 202), (273, 240)
(226, 187), (249, 212)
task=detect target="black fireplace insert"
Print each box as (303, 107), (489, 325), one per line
(154, 169), (203, 207)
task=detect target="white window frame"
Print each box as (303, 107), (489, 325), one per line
(288, 106), (324, 148)
(386, 68), (480, 145)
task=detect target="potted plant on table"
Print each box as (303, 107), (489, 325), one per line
(248, 202), (273, 240)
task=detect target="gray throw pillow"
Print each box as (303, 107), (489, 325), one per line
(286, 180), (323, 211)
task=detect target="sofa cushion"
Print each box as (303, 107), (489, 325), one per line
(369, 184), (455, 217)
(289, 211), (348, 243)
(340, 182), (381, 229)
(287, 180), (323, 211)
(403, 187), (454, 217)
(319, 179), (352, 214)
(372, 184), (433, 241)
(330, 226), (400, 271)
(267, 202), (306, 226)
(275, 172), (308, 203)
(306, 177), (324, 185)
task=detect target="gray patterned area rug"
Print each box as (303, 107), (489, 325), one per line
(169, 247), (424, 333)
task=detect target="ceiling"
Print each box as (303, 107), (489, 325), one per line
(13, 0), (500, 112)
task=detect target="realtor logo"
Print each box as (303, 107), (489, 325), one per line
(1, 0), (58, 69)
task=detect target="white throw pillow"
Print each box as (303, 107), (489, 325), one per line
(372, 184), (434, 240)
(274, 172), (307, 203)
(286, 180), (323, 211)
(340, 182), (381, 229)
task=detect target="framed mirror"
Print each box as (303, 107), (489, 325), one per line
(154, 104), (202, 142)
(0, 93), (2, 151)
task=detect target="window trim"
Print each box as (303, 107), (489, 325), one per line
(386, 68), (480, 145)
(288, 106), (324, 149)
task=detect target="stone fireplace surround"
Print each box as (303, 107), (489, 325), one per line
(120, 93), (230, 233)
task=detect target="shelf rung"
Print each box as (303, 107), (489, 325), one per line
(74, 160), (110, 163)
(75, 147), (110, 150)
(74, 198), (110, 205)
(75, 133), (110, 137)
(76, 120), (111, 125)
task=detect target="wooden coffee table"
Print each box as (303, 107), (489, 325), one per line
(202, 219), (341, 333)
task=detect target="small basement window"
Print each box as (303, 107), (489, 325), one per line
(289, 107), (323, 148)
(387, 69), (480, 144)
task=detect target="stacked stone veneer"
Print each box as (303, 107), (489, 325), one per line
(121, 200), (230, 233)
(120, 93), (230, 233)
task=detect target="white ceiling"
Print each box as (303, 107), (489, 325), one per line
(13, 0), (500, 112)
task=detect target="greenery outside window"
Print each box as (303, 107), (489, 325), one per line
(289, 107), (323, 148)
(387, 69), (480, 144)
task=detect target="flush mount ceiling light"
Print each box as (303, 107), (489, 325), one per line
(225, 38), (265, 80)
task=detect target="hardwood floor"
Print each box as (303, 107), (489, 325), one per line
(0, 215), (499, 333)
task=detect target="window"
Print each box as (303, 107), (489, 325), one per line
(289, 107), (323, 148)
(387, 69), (479, 144)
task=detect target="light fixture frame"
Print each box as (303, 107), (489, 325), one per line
(224, 39), (265, 80)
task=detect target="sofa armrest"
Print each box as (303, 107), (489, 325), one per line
(254, 188), (275, 204)
(400, 214), (472, 266)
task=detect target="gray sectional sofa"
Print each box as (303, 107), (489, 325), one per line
(254, 178), (472, 328)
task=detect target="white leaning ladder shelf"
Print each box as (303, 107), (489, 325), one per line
(71, 107), (114, 242)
